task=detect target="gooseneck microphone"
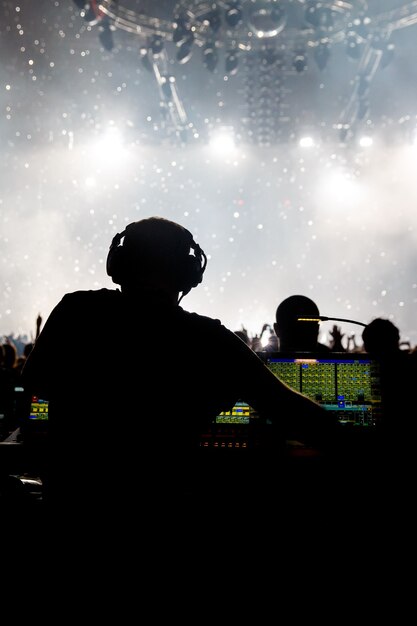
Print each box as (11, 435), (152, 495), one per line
(297, 316), (367, 327)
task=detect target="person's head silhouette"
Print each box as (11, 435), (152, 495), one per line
(106, 217), (207, 303)
(362, 318), (400, 356)
(273, 294), (327, 352)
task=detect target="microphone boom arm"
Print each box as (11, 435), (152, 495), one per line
(297, 316), (367, 327)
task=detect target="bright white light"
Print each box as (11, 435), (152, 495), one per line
(299, 136), (315, 148)
(84, 176), (96, 188)
(359, 135), (373, 148)
(318, 169), (363, 207)
(208, 129), (236, 156)
(91, 127), (127, 163)
(261, 333), (271, 347)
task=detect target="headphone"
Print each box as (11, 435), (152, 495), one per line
(106, 222), (207, 297)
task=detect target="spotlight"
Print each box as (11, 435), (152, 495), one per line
(140, 47), (153, 72)
(352, 16), (371, 40)
(318, 7), (334, 29)
(176, 35), (194, 64)
(305, 3), (333, 29)
(248, 0), (286, 38)
(173, 16), (191, 46)
(149, 35), (164, 56)
(260, 45), (278, 66)
(359, 135), (373, 148)
(304, 2), (319, 27)
(299, 136), (314, 148)
(98, 19), (114, 51)
(225, 1), (243, 28)
(209, 127), (236, 154)
(203, 42), (218, 72)
(314, 42), (330, 70)
(82, 4), (101, 26)
(293, 52), (307, 73)
(225, 50), (239, 75)
(203, 7), (222, 33)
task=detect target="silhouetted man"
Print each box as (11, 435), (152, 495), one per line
(362, 317), (416, 443)
(23, 218), (337, 511)
(274, 294), (331, 353)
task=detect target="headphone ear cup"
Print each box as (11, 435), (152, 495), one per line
(179, 255), (203, 292)
(106, 245), (126, 284)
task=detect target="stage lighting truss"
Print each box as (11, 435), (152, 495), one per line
(94, 1), (369, 63)
(94, 1), (417, 68)
(139, 43), (195, 143)
(77, 1), (417, 143)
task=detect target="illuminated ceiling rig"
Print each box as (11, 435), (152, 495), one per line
(73, 1), (417, 144)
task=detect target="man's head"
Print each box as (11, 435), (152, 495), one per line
(106, 217), (207, 299)
(274, 294), (321, 352)
(362, 318), (400, 355)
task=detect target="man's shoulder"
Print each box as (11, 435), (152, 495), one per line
(178, 309), (229, 335)
(179, 308), (221, 326)
(62, 288), (119, 301)
(177, 309), (257, 356)
(58, 288), (120, 308)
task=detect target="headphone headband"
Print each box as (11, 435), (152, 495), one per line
(106, 220), (207, 296)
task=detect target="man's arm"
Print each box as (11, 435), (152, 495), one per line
(229, 334), (340, 449)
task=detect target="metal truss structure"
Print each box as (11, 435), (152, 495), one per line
(75, 1), (417, 143)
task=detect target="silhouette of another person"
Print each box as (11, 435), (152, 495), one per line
(273, 295), (331, 353)
(22, 217), (338, 513)
(361, 317), (417, 498)
(362, 318), (402, 357)
(328, 325), (347, 352)
(0, 340), (21, 437)
(234, 327), (251, 346)
(362, 318), (414, 434)
(0, 344), (13, 439)
(251, 324), (279, 352)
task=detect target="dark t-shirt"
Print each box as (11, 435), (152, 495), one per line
(23, 289), (284, 424)
(22, 289), (334, 508)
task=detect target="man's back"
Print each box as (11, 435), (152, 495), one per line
(22, 288), (282, 507)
